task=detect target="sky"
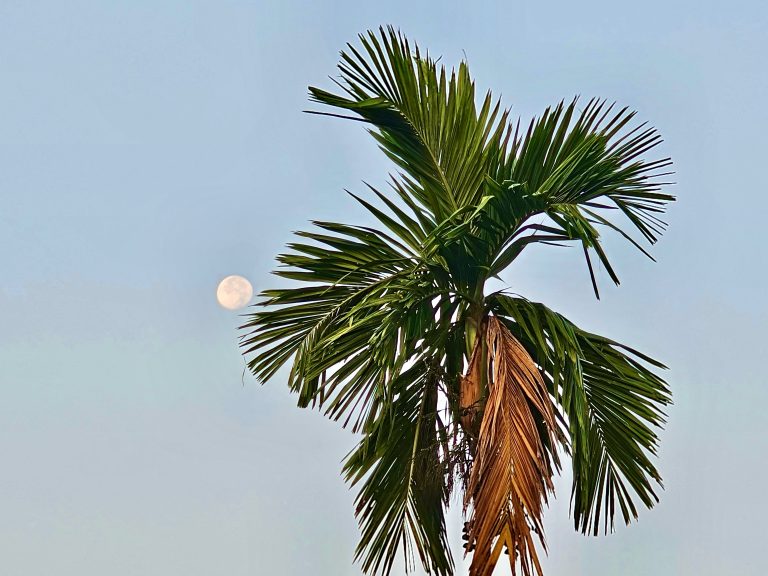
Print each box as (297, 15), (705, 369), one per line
(1, 1), (766, 575)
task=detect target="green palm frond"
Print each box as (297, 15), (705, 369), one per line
(309, 27), (673, 297)
(309, 26), (510, 221)
(485, 98), (674, 296)
(344, 357), (452, 576)
(491, 295), (671, 535)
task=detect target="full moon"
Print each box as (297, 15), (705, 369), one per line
(216, 275), (253, 310)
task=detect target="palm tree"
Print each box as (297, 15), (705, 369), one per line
(241, 27), (673, 576)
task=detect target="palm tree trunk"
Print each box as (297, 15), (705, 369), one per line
(460, 302), (488, 443)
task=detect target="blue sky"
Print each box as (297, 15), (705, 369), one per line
(1, 1), (766, 574)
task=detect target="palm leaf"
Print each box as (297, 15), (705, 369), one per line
(309, 26), (510, 221)
(344, 358), (452, 575)
(490, 295), (671, 535)
(463, 317), (560, 576)
(484, 99), (674, 296)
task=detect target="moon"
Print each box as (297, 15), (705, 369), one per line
(216, 275), (253, 310)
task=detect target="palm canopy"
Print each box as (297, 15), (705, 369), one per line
(241, 27), (673, 576)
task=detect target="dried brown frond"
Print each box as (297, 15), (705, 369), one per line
(463, 316), (560, 576)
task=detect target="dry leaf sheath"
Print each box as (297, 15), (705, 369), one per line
(241, 26), (673, 576)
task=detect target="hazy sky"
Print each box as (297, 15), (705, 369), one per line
(2, 1), (766, 575)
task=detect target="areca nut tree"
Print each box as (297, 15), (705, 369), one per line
(241, 26), (674, 576)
